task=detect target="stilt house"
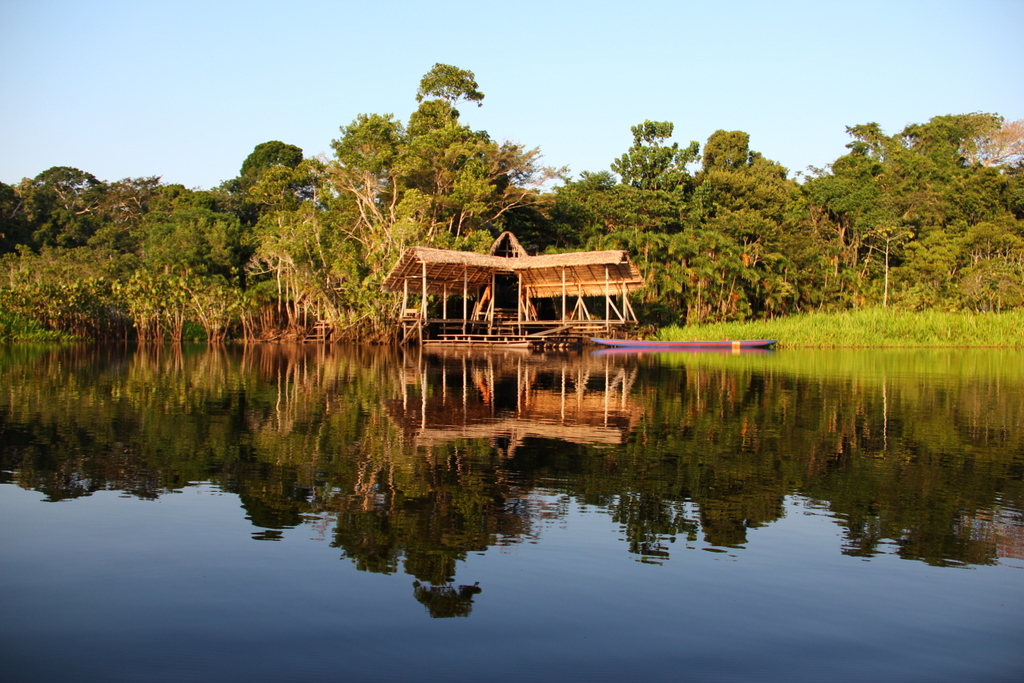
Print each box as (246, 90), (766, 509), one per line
(381, 232), (644, 347)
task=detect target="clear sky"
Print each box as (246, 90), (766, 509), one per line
(2, 0), (1022, 189)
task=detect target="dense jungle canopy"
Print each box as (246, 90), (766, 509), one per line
(2, 64), (1022, 342)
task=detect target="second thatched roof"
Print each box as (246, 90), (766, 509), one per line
(382, 232), (645, 298)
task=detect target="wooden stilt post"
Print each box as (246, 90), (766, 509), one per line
(517, 272), (523, 323)
(401, 278), (410, 344)
(420, 261), (427, 341)
(604, 266), (610, 331)
(462, 267), (468, 335)
(576, 283), (588, 320)
(488, 271), (495, 332)
(561, 267), (566, 322)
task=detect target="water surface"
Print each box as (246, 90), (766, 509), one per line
(1, 344), (1021, 682)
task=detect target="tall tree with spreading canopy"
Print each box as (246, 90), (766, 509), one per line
(967, 117), (1024, 168)
(804, 113), (1024, 310)
(416, 63), (485, 111)
(20, 166), (107, 249)
(239, 141), (304, 183)
(611, 120), (700, 192)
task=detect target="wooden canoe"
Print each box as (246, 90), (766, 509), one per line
(590, 338), (777, 350)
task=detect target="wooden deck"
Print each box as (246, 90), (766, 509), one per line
(400, 317), (633, 349)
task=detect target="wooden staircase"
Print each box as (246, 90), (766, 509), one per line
(303, 320), (333, 344)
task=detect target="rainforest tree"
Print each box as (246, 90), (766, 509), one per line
(1, 64), (1021, 340)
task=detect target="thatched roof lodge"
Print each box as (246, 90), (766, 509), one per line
(382, 232), (644, 346)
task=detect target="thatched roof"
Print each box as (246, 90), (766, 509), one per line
(489, 231), (528, 257)
(381, 232), (644, 297)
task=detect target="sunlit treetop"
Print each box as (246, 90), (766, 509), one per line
(415, 63), (485, 109)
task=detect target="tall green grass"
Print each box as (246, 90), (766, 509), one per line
(0, 308), (77, 342)
(657, 308), (1024, 348)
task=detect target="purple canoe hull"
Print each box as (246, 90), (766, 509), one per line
(590, 338), (777, 350)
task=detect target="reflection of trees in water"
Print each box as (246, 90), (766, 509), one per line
(611, 493), (699, 561)
(2, 344), (1023, 581)
(326, 438), (540, 614)
(412, 581), (482, 618)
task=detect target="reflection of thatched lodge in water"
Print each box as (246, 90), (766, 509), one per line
(381, 232), (644, 347)
(388, 348), (640, 453)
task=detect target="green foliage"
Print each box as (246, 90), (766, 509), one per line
(407, 99), (458, 136)
(658, 307), (1024, 347)
(611, 120), (700, 192)
(21, 166), (106, 248)
(0, 182), (31, 253)
(0, 247), (125, 338)
(702, 129), (752, 171)
(0, 70), (1020, 340)
(901, 112), (1003, 169)
(802, 114), (1024, 311)
(222, 141), (306, 227)
(558, 123), (804, 326)
(0, 305), (76, 341)
(415, 63), (484, 110)
(141, 206), (250, 281)
(239, 141), (304, 182)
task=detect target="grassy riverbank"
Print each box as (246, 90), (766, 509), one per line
(4, 304), (1021, 347)
(657, 308), (1024, 348)
(0, 308), (77, 342)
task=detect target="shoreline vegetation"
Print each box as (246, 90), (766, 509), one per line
(658, 308), (1024, 348)
(5, 305), (1021, 348)
(2, 65), (1022, 346)
(0, 308), (76, 342)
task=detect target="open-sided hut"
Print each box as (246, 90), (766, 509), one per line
(381, 232), (644, 346)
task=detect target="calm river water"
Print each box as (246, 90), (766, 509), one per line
(1, 343), (1022, 682)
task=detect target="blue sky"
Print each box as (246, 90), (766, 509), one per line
(2, 0), (1022, 189)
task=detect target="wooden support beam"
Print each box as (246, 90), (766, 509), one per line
(574, 283), (590, 320)
(421, 260), (427, 320)
(561, 267), (567, 322)
(517, 271), (523, 323)
(604, 266), (610, 324)
(607, 296), (623, 320)
(487, 271), (496, 331)
(621, 281), (628, 321)
(526, 324), (572, 338)
(624, 292), (637, 322)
